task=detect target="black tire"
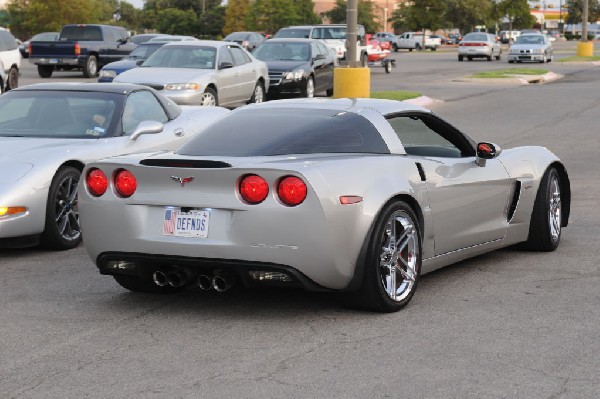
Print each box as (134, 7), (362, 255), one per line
(248, 81), (265, 104)
(384, 60), (392, 73)
(495, 51), (501, 61)
(431, 47), (437, 51)
(524, 167), (563, 252)
(467, 56), (473, 61)
(326, 86), (334, 96)
(41, 167), (82, 250)
(458, 55), (464, 62)
(415, 43), (422, 51)
(200, 87), (218, 106)
(360, 53), (368, 67)
(113, 274), (185, 294)
(486, 54), (492, 61)
(38, 65), (53, 78)
(392, 43), (398, 52)
(6, 66), (18, 90)
(508, 60), (515, 64)
(343, 200), (422, 312)
(83, 55), (98, 78)
(301, 76), (315, 98)
(408, 48), (413, 52)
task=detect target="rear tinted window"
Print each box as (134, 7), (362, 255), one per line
(274, 28), (311, 39)
(178, 108), (389, 156)
(60, 26), (103, 41)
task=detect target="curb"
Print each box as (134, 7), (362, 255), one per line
(453, 72), (563, 85)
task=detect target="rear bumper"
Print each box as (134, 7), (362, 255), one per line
(97, 252), (330, 291)
(30, 57), (83, 67)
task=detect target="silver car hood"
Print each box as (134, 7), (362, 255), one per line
(0, 137), (95, 164)
(115, 67), (213, 84)
(510, 44), (546, 50)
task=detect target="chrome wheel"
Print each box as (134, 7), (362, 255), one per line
(305, 77), (314, 98)
(54, 174), (80, 242)
(379, 210), (419, 302)
(252, 83), (264, 103)
(548, 175), (561, 243)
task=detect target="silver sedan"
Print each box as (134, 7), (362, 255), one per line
(508, 33), (554, 63)
(458, 32), (502, 61)
(114, 40), (269, 107)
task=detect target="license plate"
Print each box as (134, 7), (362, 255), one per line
(163, 208), (210, 238)
(49, 59), (59, 64)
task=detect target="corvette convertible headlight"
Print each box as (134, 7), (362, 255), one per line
(165, 83), (201, 91)
(99, 69), (117, 79)
(284, 69), (304, 81)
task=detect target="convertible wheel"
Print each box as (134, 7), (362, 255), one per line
(248, 81), (265, 104)
(347, 201), (421, 312)
(302, 76), (315, 98)
(524, 167), (562, 251)
(113, 274), (185, 294)
(6, 66), (18, 90)
(200, 87), (218, 106)
(41, 167), (82, 250)
(83, 55), (98, 78)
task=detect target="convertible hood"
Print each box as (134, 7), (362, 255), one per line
(115, 67), (213, 85)
(0, 137), (95, 164)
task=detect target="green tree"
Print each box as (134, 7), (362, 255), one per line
(7, 0), (117, 39)
(296, 0), (320, 25)
(323, 0), (379, 33)
(565, 0), (600, 24)
(246, 0), (299, 35)
(390, 0), (446, 33)
(444, 0), (493, 34)
(497, 0), (536, 31)
(155, 7), (198, 35)
(198, 5), (225, 38)
(223, 0), (251, 35)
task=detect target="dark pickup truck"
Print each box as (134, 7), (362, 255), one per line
(29, 24), (136, 78)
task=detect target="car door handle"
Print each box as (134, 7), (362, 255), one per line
(174, 128), (184, 137)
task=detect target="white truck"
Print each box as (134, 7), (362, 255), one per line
(392, 32), (441, 52)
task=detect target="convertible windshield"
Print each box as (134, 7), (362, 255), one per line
(0, 91), (122, 139)
(178, 108), (390, 156)
(142, 46), (216, 69)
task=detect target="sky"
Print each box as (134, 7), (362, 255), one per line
(127, 0), (144, 9)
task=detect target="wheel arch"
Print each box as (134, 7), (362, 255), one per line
(342, 193), (424, 292)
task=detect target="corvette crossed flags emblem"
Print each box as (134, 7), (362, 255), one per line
(171, 176), (194, 186)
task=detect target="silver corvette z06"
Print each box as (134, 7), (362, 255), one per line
(79, 98), (570, 312)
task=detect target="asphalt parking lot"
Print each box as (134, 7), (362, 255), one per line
(2, 41), (600, 397)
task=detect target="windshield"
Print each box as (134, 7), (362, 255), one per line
(0, 91), (122, 139)
(127, 43), (165, 59)
(142, 46), (216, 69)
(253, 42), (310, 61)
(274, 28), (311, 39)
(311, 27), (346, 40)
(178, 108), (389, 156)
(515, 35), (545, 45)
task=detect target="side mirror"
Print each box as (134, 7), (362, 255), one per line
(476, 142), (502, 167)
(314, 54), (326, 60)
(136, 59), (145, 66)
(130, 120), (164, 140)
(219, 61), (233, 70)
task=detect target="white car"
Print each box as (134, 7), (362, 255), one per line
(458, 32), (502, 62)
(508, 34), (554, 63)
(0, 28), (21, 91)
(114, 40), (269, 107)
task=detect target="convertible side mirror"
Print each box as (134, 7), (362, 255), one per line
(475, 142), (502, 167)
(130, 120), (164, 140)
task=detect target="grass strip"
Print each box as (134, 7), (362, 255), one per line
(370, 91), (422, 101)
(469, 68), (548, 78)
(557, 56), (600, 62)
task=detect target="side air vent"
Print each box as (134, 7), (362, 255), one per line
(507, 180), (522, 222)
(140, 159), (232, 168)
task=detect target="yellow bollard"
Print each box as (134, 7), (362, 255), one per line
(333, 67), (370, 98)
(576, 41), (594, 57)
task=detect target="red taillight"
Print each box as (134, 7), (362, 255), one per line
(239, 174), (269, 204)
(464, 42), (486, 47)
(28, 42), (32, 55)
(277, 176), (307, 207)
(86, 168), (108, 197)
(74, 42), (81, 56)
(114, 169), (137, 198)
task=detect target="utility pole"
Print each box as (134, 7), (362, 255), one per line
(582, 0), (589, 42)
(346, 0), (358, 67)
